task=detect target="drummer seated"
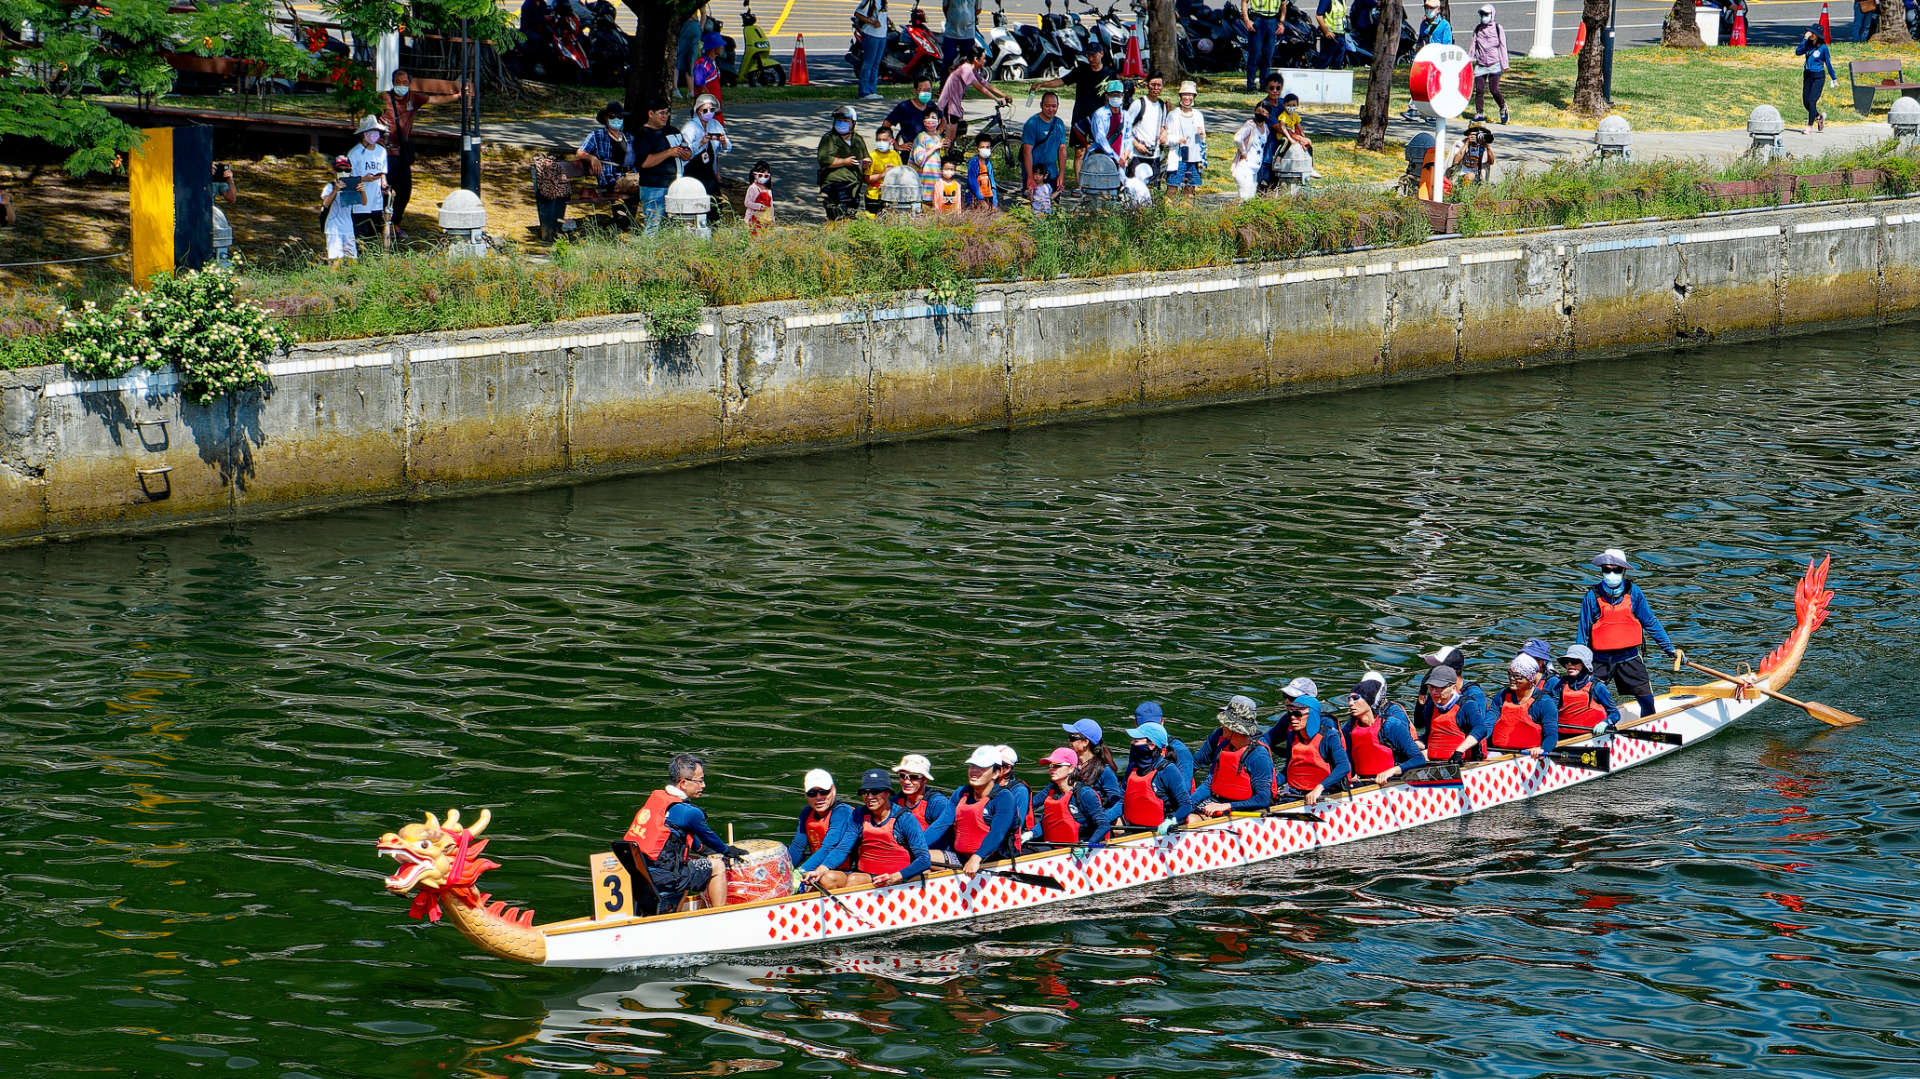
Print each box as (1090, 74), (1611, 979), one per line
(788, 768), (859, 890)
(620, 753), (744, 914)
(808, 769), (931, 889)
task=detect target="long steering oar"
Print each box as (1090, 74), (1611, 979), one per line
(1677, 650), (1864, 728)
(981, 866), (1067, 891)
(805, 879), (879, 928)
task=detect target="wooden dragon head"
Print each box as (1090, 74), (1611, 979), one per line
(376, 808), (499, 922)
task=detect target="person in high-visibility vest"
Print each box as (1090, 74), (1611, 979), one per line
(1574, 548), (1677, 722)
(1315, 0), (1351, 66)
(1240, 0), (1286, 92)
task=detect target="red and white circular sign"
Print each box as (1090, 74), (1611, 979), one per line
(1408, 44), (1472, 120)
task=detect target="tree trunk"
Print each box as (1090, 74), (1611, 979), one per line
(1870, 1), (1915, 42)
(626, 0), (700, 114)
(1356, 0), (1405, 149)
(1147, 0), (1181, 80)
(1662, 0), (1703, 46)
(1570, 0), (1610, 114)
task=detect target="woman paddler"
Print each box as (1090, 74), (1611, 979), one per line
(1343, 673), (1427, 784)
(992, 744), (1036, 848)
(1269, 691), (1350, 806)
(1486, 653), (1561, 757)
(789, 769), (859, 891)
(1062, 718), (1123, 808)
(1133, 702), (1195, 788)
(1549, 644), (1621, 738)
(892, 754), (953, 846)
(1190, 695), (1275, 822)
(938, 745), (1022, 876)
(811, 768), (931, 890)
(1421, 665), (1492, 762)
(1027, 747), (1111, 850)
(1116, 721), (1193, 835)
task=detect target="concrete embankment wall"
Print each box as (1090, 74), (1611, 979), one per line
(4, 199), (1919, 546)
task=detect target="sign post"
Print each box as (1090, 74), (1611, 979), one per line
(1407, 43), (1471, 202)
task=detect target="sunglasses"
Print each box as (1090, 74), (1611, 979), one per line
(806, 787), (832, 797)
(895, 772), (921, 781)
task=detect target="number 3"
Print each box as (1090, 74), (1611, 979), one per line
(603, 874), (625, 913)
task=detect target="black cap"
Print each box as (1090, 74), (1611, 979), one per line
(858, 768), (895, 794)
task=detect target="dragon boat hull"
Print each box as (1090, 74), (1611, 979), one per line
(379, 559), (1836, 970)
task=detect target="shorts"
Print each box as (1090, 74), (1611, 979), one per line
(1595, 651), (1652, 702)
(651, 855), (714, 914)
(1167, 160), (1203, 187)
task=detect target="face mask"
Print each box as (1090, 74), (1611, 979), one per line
(753, 174), (770, 186)
(608, 117), (624, 131)
(392, 84), (409, 97)
(1480, 13), (1492, 22)
(698, 108), (714, 118)
(1107, 96), (1122, 108)
(834, 120), (852, 134)
(876, 139), (893, 151)
(917, 91), (933, 104)
(977, 147), (989, 158)
(1127, 744), (1155, 771)
(1602, 571), (1625, 588)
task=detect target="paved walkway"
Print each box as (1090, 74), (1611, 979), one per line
(477, 95), (1899, 222)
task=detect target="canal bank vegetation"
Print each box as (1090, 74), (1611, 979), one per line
(3, 142), (1918, 368)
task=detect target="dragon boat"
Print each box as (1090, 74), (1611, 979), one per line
(375, 558), (1836, 969)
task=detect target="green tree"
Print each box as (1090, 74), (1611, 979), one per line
(0, 0), (181, 174)
(626, 0), (702, 116)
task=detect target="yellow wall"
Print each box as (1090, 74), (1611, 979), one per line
(129, 127), (174, 286)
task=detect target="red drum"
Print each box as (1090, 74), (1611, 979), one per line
(724, 839), (794, 905)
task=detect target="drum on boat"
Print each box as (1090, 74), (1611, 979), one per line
(724, 839), (793, 904)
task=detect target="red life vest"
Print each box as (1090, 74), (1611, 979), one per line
(1489, 688), (1543, 750)
(1041, 787), (1081, 843)
(1591, 590), (1645, 651)
(856, 810), (911, 875)
(1559, 679), (1603, 736)
(902, 794), (930, 828)
(624, 789), (688, 861)
(803, 810), (832, 856)
(1283, 730), (1332, 794)
(1348, 718), (1397, 778)
(1122, 767), (1166, 827)
(1427, 697), (1469, 760)
(952, 788), (992, 856)
(1210, 742), (1253, 800)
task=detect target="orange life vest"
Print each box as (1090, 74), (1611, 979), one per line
(1282, 730), (1332, 794)
(1210, 742), (1253, 800)
(952, 788), (992, 856)
(624, 789), (688, 862)
(1348, 718), (1397, 778)
(803, 810), (832, 856)
(1122, 766), (1166, 827)
(1427, 697), (1469, 760)
(1041, 787), (1082, 843)
(1591, 589), (1645, 651)
(856, 809), (911, 875)
(1489, 688), (1543, 750)
(1558, 679), (1603, 735)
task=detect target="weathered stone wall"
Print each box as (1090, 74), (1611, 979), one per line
(3, 200), (1917, 546)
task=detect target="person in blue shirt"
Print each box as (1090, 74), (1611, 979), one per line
(1420, 665), (1493, 761)
(1415, 644), (1490, 746)
(1402, 0), (1455, 118)
(790, 769), (860, 887)
(1062, 717), (1123, 807)
(1576, 547), (1677, 721)
(893, 753), (954, 848)
(1487, 654), (1561, 757)
(1343, 673), (1427, 783)
(1133, 701), (1195, 789)
(1192, 696), (1276, 819)
(1550, 644), (1623, 736)
(1270, 694), (1351, 804)
(617, 753), (749, 914)
(941, 745), (1022, 875)
(813, 769), (932, 889)
(1114, 721), (1194, 833)
(1027, 747), (1113, 848)
(1021, 91), (1069, 194)
(991, 744), (1033, 844)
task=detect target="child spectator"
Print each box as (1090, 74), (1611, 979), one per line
(912, 110), (948, 202)
(692, 33), (725, 103)
(865, 123), (903, 215)
(745, 159), (775, 234)
(1032, 170), (1055, 215)
(319, 154), (359, 261)
(964, 134), (997, 210)
(1122, 162), (1153, 207)
(933, 160), (962, 213)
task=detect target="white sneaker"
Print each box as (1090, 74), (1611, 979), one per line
(859, 92), (885, 102)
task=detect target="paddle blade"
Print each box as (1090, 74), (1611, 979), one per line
(992, 869), (1066, 891)
(1805, 701), (1867, 728)
(1403, 761), (1463, 786)
(1548, 745), (1612, 772)
(1268, 810), (1325, 823)
(1613, 727), (1685, 746)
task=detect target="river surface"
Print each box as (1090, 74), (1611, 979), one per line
(4, 329), (1920, 1079)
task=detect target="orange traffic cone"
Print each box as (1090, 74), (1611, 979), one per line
(790, 33), (810, 86)
(1122, 24), (1144, 78)
(1818, 2), (1830, 41)
(1572, 20), (1587, 53)
(1730, 10), (1746, 44)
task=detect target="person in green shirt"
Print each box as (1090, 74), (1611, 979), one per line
(816, 106), (871, 221)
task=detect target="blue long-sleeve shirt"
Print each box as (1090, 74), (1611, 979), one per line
(1796, 36), (1837, 80)
(1343, 702), (1428, 773)
(1268, 697), (1351, 793)
(1577, 582), (1675, 656)
(1107, 759), (1194, 827)
(1031, 783), (1113, 845)
(1198, 739), (1275, 811)
(662, 801), (728, 856)
(1168, 737), (1195, 789)
(1493, 685), (1561, 751)
(1546, 672), (1622, 731)
(859, 805), (932, 880)
(1415, 682), (1493, 744)
(945, 784), (1020, 862)
(1086, 762), (1122, 808)
(788, 802), (859, 872)
(902, 790), (955, 849)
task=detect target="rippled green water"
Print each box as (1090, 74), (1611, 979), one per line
(5, 330), (1920, 1078)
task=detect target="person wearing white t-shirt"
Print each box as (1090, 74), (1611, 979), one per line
(1125, 74), (1167, 183)
(347, 115), (390, 245)
(318, 155), (359, 261)
(1159, 81), (1206, 200)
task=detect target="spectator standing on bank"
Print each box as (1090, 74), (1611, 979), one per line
(886, 76), (941, 138)
(942, 0), (980, 68)
(1127, 73), (1168, 184)
(1795, 26), (1836, 132)
(679, 93), (730, 226)
(933, 160), (962, 212)
(935, 47), (1011, 155)
(1084, 79), (1135, 171)
(865, 123), (904, 213)
(1850, 0), (1877, 40)
(379, 69), (461, 239)
(635, 98), (691, 233)
(1232, 103), (1269, 199)
(964, 134), (998, 210)
(347, 115), (389, 246)
(319, 154), (358, 262)
(1022, 90), (1069, 193)
(212, 161), (237, 205)
(1469, 4), (1509, 124)
(745, 159), (776, 233)
(854, 0), (888, 101)
(817, 106), (871, 221)
(1160, 80), (1205, 200)
(1242, 0), (1285, 91)
(692, 33), (725, 102)
(1035, 48), (1114, 153)
(676, 10), (704, 98)
(912, 108), (949, 200)
(1404, 0), (1453, 118)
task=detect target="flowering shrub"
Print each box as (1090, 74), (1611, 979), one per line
(61, 268), (295, 405)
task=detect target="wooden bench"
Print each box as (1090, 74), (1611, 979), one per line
(1849, 59), (1920, 118)
(528, 157), (627, 238)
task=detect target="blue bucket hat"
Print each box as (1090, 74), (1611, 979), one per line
(1125, 721), (1169, 748)
(703, 31), (725, 52)
(1133, 701), (1163, 724)
(1061, 718), (1104, 744)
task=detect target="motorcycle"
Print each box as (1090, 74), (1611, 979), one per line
(740, 0), (786, 85)
(1012, 16), (1070, 80)
(980, 2), (1027, 81)
(584, 0), (628, 84)
(847, 2), (943, 84)
(549, 0), (592, 80)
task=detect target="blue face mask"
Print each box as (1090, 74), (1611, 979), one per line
(1602, 570), (1625, 589)
(834, 120), (852, 134)
(608, 117), (624, 131)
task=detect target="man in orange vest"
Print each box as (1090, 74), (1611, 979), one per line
(1575, 548), (1677, 722)
(620, 753), (747, 913)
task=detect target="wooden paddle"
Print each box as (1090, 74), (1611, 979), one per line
(1611, 727), (1684, 746)
(1677, 651), (1865, 728)
(980, 867), (1067, 891)
(1266, 809), (1326, 823)
(1546, 744), (1611, 772)
(805, 879), (879, 927)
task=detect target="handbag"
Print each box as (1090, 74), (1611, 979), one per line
(533, 156), (571, 199)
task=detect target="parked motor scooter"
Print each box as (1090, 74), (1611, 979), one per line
(549, 0), (593, 80)
(740, 0), (786, 84)
(1013, 5), (1069, 79)
(583, 0), (627, 84)
(980, 1), (1027, 81)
